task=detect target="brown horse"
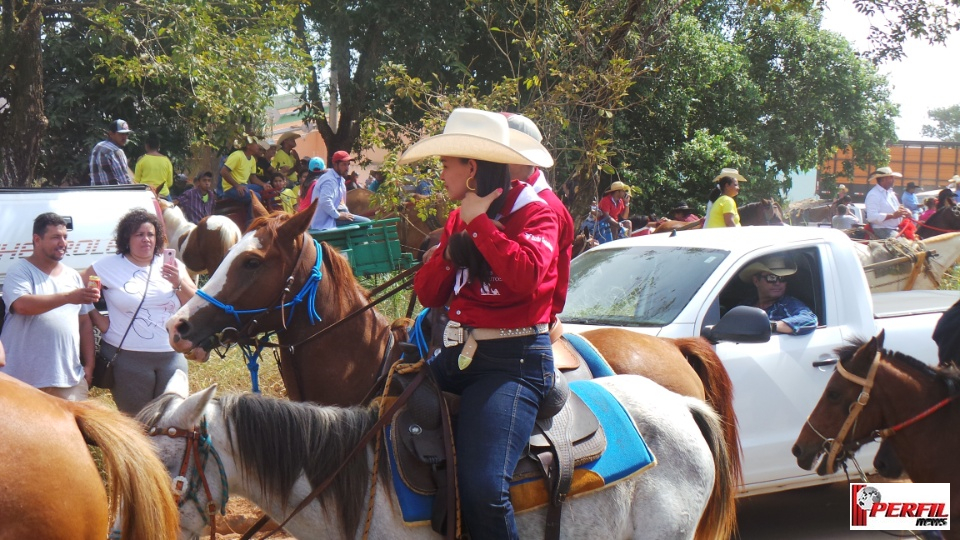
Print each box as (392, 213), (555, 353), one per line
(345, 187), (376, 218)
(792, 332), (960, 539)
(738, 198), (786, 226)
(652, 218), (704, 234)
(918, 205), (960, 239)
(787, 201), (834, 225)
(0, 372), (178, 539)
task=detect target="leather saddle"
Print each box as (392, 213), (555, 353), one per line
(389, 366), (606, 535)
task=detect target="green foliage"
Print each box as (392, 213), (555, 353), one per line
(922, 105), (960, 142)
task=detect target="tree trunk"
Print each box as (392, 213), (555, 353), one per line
(0, 1), (46, 187)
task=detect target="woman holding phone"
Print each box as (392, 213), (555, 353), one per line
(81, 208), (197, 414)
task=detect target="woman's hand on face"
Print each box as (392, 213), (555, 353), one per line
(460, 188), (503, 224)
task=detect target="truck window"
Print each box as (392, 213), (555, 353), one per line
(564, 246), (728, 326)
(717, 248), (826, 326)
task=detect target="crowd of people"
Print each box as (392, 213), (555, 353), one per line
(83, 118), (384, 232)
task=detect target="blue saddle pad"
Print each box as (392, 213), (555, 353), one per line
(563, 332), (616, 377)
(386, 379), (656, 525)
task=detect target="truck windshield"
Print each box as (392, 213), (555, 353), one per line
(563, 246), (728, 326)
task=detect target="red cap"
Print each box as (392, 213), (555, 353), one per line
(332, 150), (354, 163)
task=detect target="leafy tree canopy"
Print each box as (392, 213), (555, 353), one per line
(922, 105), (960, 142)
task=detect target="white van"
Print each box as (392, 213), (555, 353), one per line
(0, 185), (161, 288)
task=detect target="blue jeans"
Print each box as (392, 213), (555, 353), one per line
(427, 332), (554, 540)
(223, 184), (264, 219)
(335, 214), (372, 227)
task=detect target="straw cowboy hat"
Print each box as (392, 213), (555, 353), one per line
(712, 168), (747, 184)
(604, 181), (631, 195)
(277, 132), (301, 146)
(739, 254), (797, 283)
(868, 167), (902, 182)
(398, 108), (553, 168)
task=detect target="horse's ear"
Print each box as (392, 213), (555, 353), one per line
(168, 384), (218, 429)
(278, 199), (318, 239)
(164, 369), (190, 398)
(251, 195), (270, 219)
(876, 329), (885, 350)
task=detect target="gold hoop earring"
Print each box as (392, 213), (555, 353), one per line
(466, 176), (477, 192)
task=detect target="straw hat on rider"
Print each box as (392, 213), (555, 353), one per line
(277, 132), (301, 147)
(868, 167), (902, 183)
(604, 181), (631, 195)
(738, 255), (797, 283)
(712, 168), (747, 184)
(397, 108), (553, 168)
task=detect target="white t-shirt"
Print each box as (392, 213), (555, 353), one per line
(92, 254), (189, 352)
(0, 260), (93, 388)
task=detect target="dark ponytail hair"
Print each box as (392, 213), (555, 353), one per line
(447, 158), (511, 283)
(709, 176), (738, 202)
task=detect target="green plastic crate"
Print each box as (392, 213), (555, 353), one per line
(309, 217), (405, 276)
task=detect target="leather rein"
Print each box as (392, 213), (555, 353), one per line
(807, 351), (957, 474)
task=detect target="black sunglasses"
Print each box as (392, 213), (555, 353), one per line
(760, 273), (788, 283)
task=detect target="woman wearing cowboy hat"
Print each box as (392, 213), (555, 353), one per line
(400, 108), (559, 540)
(598, 180), (631, 240)
(705, 168), (745, 228)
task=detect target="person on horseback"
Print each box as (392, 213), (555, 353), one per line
(705, 169), (746, 228)
(666, 201), (700, 222)
(400, 108), (558, 540)
(597, 181), (631, 241)
(502, 112), (574, 328)
(864, 167), (911, 239)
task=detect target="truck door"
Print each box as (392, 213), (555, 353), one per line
(707, 247), (846, 490)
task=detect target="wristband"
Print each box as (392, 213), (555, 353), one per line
(770, 321), (777, 334)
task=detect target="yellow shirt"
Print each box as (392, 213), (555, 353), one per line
(279, 188), (298, 214)
(222, 150), (255, 192)
(272, 149), (298, 183)
(705, 195), (740, 228)
(133, 154), (174, 197)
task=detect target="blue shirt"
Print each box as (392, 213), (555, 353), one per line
(741, 295), (818, 335)
(309, 169), (347, 231)
(902, 191), (920, 217)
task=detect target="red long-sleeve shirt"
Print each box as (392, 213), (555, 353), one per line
(523, 169), (573, 321)
(414, 181), (560, 329)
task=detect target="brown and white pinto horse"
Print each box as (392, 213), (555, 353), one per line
(0, 372), (178, 539)
(161, 200), (242, 279)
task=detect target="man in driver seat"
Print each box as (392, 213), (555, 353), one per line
(739, 255), (818, 335)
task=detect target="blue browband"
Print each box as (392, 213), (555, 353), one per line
(195, 238), (324, 328)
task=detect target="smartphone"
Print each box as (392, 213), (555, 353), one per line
(163, 248), (176, 266)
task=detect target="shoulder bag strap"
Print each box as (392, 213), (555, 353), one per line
(111, 260), (154, 359)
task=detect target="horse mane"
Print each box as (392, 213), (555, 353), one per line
(221, 395), (385, 538)
(162, 203), (195, 247)
(138, 393), (388, 539)
(834, 338), (960, 384)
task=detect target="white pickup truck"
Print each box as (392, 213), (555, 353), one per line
(561, 226), (960, 496)
(0, 185), (160, 288)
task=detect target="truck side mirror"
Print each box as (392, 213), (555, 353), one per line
(701, 305), (772, 344)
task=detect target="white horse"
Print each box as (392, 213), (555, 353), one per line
(160, 201), (241, 280)
(141, 372), (736, 540)
(852, 232), (960, 292)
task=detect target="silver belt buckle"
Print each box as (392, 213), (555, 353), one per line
(443, 321), (465, 348)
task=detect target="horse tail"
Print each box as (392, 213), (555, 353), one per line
(67, 400), (179, 539)
(687, 400), (738, 540)
(673, 337), (743, 485)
